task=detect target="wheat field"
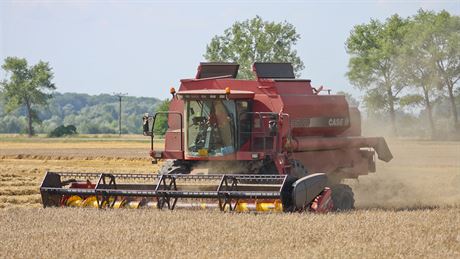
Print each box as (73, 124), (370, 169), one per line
(1, 207), (459, 258)
(0, 136), (459, 258)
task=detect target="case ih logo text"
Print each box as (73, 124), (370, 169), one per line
(292, 117), (350, 128)
(328, 118), (349, 127)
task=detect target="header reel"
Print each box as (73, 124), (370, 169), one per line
(40, 171), (333, 213)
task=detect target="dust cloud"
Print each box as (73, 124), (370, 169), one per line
(191, 161), (251, 175)
(348, 138), (460, 209)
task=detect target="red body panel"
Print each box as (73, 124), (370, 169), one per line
(152, 66), (392, 180)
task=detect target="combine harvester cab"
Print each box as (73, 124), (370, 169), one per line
(40, 62), (392, 212)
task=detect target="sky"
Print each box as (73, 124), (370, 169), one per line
(0, 0), (459, 100)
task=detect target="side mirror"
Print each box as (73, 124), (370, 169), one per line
(143, 113), (152, 136)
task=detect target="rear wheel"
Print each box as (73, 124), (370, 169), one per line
(331, 184), (355, 211)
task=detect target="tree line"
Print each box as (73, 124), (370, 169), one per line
(346, 9), (460, 139)
(0, 90), (160, 135)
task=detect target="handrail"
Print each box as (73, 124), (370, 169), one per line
(151, 111), (183, 152)
(237, 111), (292, 154)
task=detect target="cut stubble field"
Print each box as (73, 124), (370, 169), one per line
(0, 137), (459, 258)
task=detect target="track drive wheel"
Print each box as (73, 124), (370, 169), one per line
(331, 184), (355, 211)
(159, 159), (190, 175)
(289, 159), (308, 178)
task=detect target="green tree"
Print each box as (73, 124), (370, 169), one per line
(398, 10), (446, 138)
(204, 16), (305, 79)
(426, 10), (460, 130)
(362, 88), (388, 118)
(153, 99), (171, 136)
(0, 57), (55, 136)
(346, 15), (408, 136)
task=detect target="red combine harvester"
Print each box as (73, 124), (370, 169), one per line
(40, 63), (392, 212)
